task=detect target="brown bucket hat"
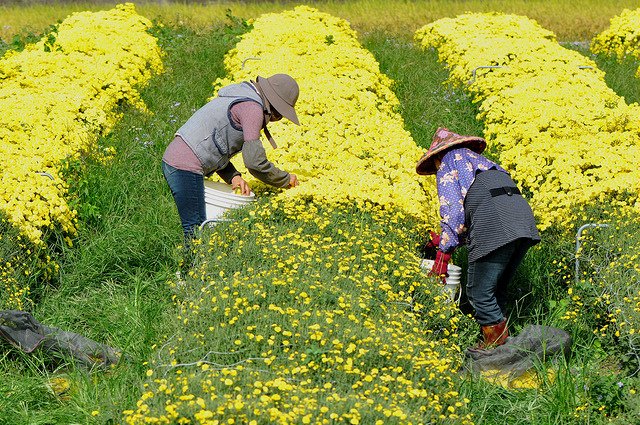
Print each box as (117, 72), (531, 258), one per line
(415, 127), (487, 175)
(256, 74), (300, 125)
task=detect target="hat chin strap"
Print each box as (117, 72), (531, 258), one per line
(252, 79), (278, 149)
(263, 126), (277, 149)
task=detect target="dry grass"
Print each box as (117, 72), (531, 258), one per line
(2, 0), (638, 43)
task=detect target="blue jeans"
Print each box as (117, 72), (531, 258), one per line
(162, 161), (206, 242)
(466, 239), (530, 326)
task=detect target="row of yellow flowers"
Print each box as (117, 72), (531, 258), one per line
(211, 7), (439, 226)
(0, 2), (162, 246)
(416, 12), (640, 387)
(0, 3), (162, 308)
(414, 12), (640, 231)
(591, 8), (640, 78)
(124, 6), (471, 424)
(126, 202), (471, 424)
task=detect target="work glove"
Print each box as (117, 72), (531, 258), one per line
(429, 250), (451, 284)
(420, 230), (441, 259)
(425, 230), (441, 249)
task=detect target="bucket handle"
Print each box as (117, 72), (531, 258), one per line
(200, 218), (231, 229)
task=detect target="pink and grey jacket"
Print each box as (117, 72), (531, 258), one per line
(172, 82), (290, 187)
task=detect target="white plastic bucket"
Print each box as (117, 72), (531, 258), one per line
(443, 283), (462, 304)
(420, 259), (462, 276)
(203, 180), (255, 221)
(420, 259), (462, 303)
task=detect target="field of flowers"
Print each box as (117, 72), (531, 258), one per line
(1, 2), (639, 425)
(123, 7), (471, 424)
(415, 9), (640, 394)
(0, 3), (162, 308)
(414, 12), (640, 231)
(124, 202), (473, 424)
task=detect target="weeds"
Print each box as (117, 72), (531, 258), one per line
(0, 21), (58, 56)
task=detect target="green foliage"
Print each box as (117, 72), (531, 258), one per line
(584, 373), (626, 417)
(41, 24), (58, 52)
(223, 8), (253, 43)
(0, 21), (59, 56)
(0, 31), (39, 55)
(570, 211), (640, 374)
(0, 217), (49, 310)
(59, 156), (102, 227)
(146, 19), (181, 51)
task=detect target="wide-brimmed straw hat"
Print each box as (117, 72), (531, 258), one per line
(256, 74), (300, 125)
(415, 127), (487, 175)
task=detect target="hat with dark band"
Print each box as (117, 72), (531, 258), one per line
(256, 74), (300, 126)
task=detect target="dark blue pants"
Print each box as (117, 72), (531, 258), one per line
(466, 239), (530, 326)
(162, 161), (206, 242)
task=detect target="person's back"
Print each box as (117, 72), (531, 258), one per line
(161, 74), (301, 244)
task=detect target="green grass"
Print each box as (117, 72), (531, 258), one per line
(361, 30), (485, 150)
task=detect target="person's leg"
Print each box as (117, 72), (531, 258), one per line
(495, 239), (530, 315)
(162, 161), (206, 242)
(466, 242), (517, 326)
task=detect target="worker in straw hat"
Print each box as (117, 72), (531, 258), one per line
(162, 74), (300, 242)
(416, 127), (541, 349)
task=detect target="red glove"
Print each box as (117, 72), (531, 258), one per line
(424, 230), (441, 249)
(429, 250), (451, 284)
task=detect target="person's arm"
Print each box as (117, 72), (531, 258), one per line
(436, 161), (467, 253)
(232, 101), (293, 188)
(241, 140), (291, 188)
(215, 162), (241, 184)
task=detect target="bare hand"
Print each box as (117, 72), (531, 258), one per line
(288, 173), (299, 188)
(231, 175), (251, 196)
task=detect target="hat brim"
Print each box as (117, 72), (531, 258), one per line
(257, 76), (300, 125)
(415, 137), (486, 175)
